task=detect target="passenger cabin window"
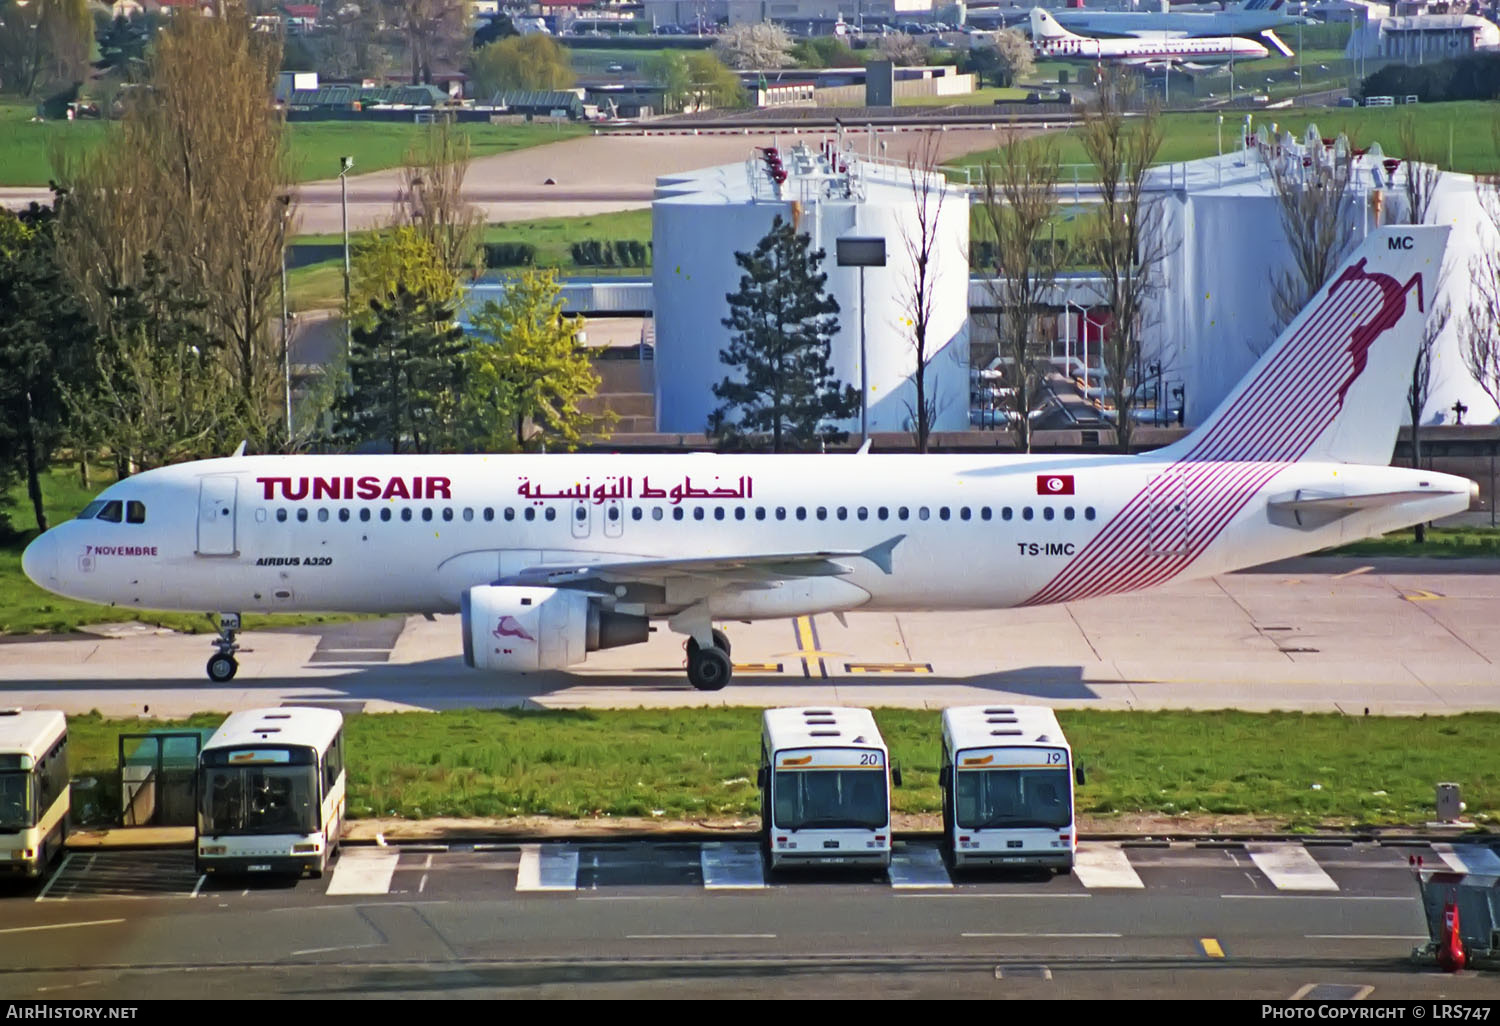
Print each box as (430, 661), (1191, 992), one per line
(97, 500), (123, 523)
(297, 509), (309, 523)
(276, 509), (288, 523)
(380, 508), (392, 522)
(1085, 506), (1097, 521)
(126, 501), (146, 524)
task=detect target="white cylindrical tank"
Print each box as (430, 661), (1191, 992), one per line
(652, 147), (970, 438)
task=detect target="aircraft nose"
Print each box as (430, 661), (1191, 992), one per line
(21, 532), (56, 589)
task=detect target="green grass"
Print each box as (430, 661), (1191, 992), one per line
(0, 103), (588, 187)
(58, 708), (1500, 829)
(0, 465), (371, 635)
(1325, 526), (1500, 558)
(952, 100), (1500, 176)
(290, 209), (654, 309)
(899, 86), (1031, 107)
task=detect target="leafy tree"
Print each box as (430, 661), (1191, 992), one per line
(464, 269), (605, 451)
(95, 13), (151, 79)
(468, 34), (575, 95)
(334, 285), (466, 454)
(472, 14), (517, 50)
(791, 36), (860, 69)
(67, 251), (234, 473)
(710, 215), (857, 452)
(0, 200), (95, 532)
(644, 50), (691, 111)
(713, 22), (793, 70)
(0, 0), (91, 97)
(351, 226), (460, 331)
(685, 51), (742, 109)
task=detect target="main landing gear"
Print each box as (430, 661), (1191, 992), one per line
(686, 628), (733, 692)
(207, 612), (241, 682)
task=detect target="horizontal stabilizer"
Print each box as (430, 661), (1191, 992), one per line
(1269, 489), (1453, 515)
(1260, 28), (1294, 57)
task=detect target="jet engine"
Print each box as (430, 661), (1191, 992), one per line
(460, 585), (648, 671)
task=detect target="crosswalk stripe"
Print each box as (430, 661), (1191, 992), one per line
(325, 850), (399, 896)
(1072, 842), (1145, 889)
(700, 842), (766, 889)
(516, 843), (579, 892)
(1431, 843), (1500, 875)
(1246, 842), (1339, 891)
(888, 844), (953, 888)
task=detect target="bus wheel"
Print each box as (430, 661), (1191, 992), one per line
(207, 654), (238, 682)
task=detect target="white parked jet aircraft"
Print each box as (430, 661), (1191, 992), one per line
(1052, 0), (1308, 58)
(23, 227), (1472, 691)
(1031, 8), (1269, 64)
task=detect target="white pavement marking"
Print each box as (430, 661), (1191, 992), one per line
(896, 892), (1091, 899)
(700, 842), (765, 890)
(290, 943), (383, 956)
(516, 844), (579, 892)
(190, 876), (205, 898)
(1306, 934), (1426, 940)
(887, 844), (953, 889)
(0, 918), (125, 935)
(1432, 843), (1500, 875)
(1246, 843), (1339, 891)
(1072, 843), (1145, 889)
(34, 853), (72, 902)
(324, 850), (400, 896)
(1221, 895), (1408, 901)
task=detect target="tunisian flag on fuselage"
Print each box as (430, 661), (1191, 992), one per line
(1037, 474), (1075, 496)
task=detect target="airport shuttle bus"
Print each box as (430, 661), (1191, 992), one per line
(196, 707), (345, 878)
(0, 710), (69, 879)
(940, 705), (1082, 872)
(759, 707), (899, 870)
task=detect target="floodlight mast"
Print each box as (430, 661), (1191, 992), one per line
(339, 155), (354, 358)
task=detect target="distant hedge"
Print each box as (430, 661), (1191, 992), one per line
(570, 239), (651, 268)
(1360, 52), (1500, 103)
(483, 242), (537, 268)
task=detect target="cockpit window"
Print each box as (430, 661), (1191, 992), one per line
(97, 501), (123, 523)
(126, 501), (146, 524)
(78, 501), (105, 520)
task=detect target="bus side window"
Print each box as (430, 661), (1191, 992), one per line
(324, 730), (343, 794)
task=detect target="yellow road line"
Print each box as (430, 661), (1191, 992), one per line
(1199, 937), (1225, 959)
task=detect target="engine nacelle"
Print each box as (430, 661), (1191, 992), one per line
(460, 585), (648, 671)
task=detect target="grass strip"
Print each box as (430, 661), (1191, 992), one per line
(61, 708), (1500, 830)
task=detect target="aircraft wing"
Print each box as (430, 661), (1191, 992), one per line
(1260, 28), (1294, 57)
(502, 535), (907, 589)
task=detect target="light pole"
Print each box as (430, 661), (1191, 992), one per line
(278, 194), (292, 440)
(338, 155), (354, 357)
(836, 236), (887, 446)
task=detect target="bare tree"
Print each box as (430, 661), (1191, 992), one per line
(878, 32), (929, 67)
(1267, 131), (1357, 336)
(898, 131), (948, 453)
(1077, 70), (1171, 452)
(1460, 121), (1500, 421)
(978, 129), (1063, 453)
(394, 117), (484, 282)
(1396, 114), (1452, 507)
(53, 0), (296, 451)
(394, 0), (469, 85)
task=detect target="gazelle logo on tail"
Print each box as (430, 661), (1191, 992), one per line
(1023, 226), (1447, 608)
(1031, 7), (1074, 39)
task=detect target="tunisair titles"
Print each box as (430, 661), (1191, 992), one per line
(517, 476), (754, 505)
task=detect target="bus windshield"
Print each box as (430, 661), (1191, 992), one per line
(774, 769), (887, 830)
(200, 764), (319, 837)
(0, 771), (32, 832)
(956, 768), (1071, 830)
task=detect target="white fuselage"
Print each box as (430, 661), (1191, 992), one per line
(22, 452), (1472, 621)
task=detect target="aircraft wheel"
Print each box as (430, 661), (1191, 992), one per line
(687, 646), (733, 691)
(712, 628), (732, 656)
(207, 654), (238, 682)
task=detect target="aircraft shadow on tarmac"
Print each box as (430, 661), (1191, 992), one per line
(1, 658), (1105, 708)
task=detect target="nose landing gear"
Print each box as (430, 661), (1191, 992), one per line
(207, 612), (241, 682)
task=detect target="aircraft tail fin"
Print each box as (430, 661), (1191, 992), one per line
(1160, 226), (1449, 467)
(1030, 7), (1076, 40)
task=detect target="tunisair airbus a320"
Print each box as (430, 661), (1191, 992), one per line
(23, 227), (1473, 690)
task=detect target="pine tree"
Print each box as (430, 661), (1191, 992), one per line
(334, 286), (466, 454)
(711, 215), (858, 452)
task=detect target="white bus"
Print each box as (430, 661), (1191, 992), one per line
(940, 705), (1083, 872)
(759, 707), (900, 870)
(0, 710), (69, 879)
(196, 707), (346, 878)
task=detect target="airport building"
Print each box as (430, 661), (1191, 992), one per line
(651, 140), (972, 436)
